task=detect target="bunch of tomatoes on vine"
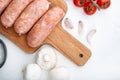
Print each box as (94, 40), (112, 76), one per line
(73, 0), (111, 15)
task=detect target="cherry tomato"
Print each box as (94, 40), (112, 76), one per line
(97, 0), (111, 9)
(73, 0), (86, 7)
(84, 2), (97, 15)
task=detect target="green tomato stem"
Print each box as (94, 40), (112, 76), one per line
(91, 0), (100, 11)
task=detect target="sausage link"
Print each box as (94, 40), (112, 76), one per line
(27, 6), (65, 48)
(14, 0), (50, 35)
(0, 0), (12, 15)
(1, 0), (33, 28)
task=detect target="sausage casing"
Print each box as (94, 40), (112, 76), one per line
(1, 0), (33, 28)
(0, 0), (12, 15)
(14, 0), (50, 35)
(27, 6), (65, 48)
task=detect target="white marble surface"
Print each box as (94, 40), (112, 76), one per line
(0, 0), (120, 80)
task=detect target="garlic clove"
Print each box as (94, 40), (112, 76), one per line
(78, 20), (84, 35)
(64, 18), (74, 29)
(87, 29), (96, 44)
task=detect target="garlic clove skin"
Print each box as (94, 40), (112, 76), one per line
(78, 20), (84, 35)
(87, 29), (96, 44)
(49, 67), (70, 80)
(37, 45), (57, 70)
(64, 18), (74, 29)
(24, 64), (42, 80)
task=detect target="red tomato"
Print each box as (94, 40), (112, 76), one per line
(73, 0), (86, 7)
(84, 2), (97, 15)
(97, 0), (111, 9)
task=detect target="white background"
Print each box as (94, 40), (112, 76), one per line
(0, 0), (120, 80)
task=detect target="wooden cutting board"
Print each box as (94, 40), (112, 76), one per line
(0, 0), (91, 66)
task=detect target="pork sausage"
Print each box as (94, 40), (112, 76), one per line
(14, 0), (50, 35)
(0, 0), (12, 15)
(27, 6), (65, 48)
(1, 0), (33, 28)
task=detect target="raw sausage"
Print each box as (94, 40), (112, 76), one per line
(1, 0), (33, 28)
(0, 0), (12, 15)
(14, 0), (50, 35)
(27, 6), (65, 48)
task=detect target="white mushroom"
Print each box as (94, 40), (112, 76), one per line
(36, 45), (57, 70)
(24, 64), (42, 80)
(49, 66), (70, 80)
(40, 70), (49, 80)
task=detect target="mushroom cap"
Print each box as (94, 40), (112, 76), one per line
(24, 64), (42, 80)
(49, 67), (70, 80)
(36, 45), (57, 70)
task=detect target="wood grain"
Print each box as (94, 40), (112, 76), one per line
(0, 0), (91, 66)
(45, 23), (91, 66)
